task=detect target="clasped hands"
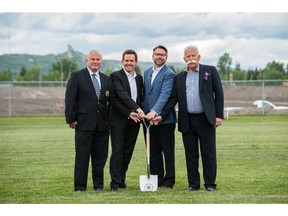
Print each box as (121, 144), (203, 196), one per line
(129, 108), (163, 125)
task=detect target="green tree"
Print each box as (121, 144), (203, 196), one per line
(262, 68), (285, 80)
(262, 61), (287, 80)
(19, 66), (27, 77)
(51, 58), (78, 81)
(42, 70), (60, 81)
(231, 68), (246, 80)
(0, 69), (13, 81)
(217, 53), (232, 81)
(16, 66), (40, 81)
(265, 61), (285, 73)
(247, 67), (262, 80)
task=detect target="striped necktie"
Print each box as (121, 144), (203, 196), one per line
(92, 73), (100, 98)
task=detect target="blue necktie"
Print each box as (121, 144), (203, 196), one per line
(92, 73), (100, 98)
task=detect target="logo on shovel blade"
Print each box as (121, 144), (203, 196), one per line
(144, 183), (154, 191)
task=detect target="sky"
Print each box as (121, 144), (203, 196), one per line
(1, 1), (288, 70)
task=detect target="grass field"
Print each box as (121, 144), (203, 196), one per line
(0, 115), (288, 205)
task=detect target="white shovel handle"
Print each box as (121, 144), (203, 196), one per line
(143, 121), (151, 177)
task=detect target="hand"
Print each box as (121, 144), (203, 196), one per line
(129, 112), (141, 123)
(150, 115), (163, 125)
(145, 111), (157, 121)
(214, 118), (223, 128)
(69, 121), (78, 129)
(136, 108), (145, 120)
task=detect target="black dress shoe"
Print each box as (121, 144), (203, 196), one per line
(119, 182), (127, 189)
(206, 187), (216, 192)
(111, 187), (119, 192)
(187, 187), (200, 191)
(94, 188), (105, 192)
(162, 186), (172, 190)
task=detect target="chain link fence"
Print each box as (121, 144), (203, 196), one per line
(1, 80), (288, 117)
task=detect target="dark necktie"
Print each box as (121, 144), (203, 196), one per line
(92, 73), (100, 98)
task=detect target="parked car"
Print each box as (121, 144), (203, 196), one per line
(253, 100), (288, 110)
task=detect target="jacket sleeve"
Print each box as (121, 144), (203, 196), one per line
(65, 72), (78, 124)
(160, 79), (178, 120)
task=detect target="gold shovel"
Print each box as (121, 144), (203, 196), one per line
(140, 121), (158, 192)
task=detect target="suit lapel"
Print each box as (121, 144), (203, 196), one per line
(83, 68), (98, 101)
(120, 69), (132, 97)
(198, 64), (205, 90)
(150, 65), (166, 92)
(179, 72), (188, 110)
(135, 73), (143, 105)
(146, 68), (153, 92)
(99, 72), (107, 99)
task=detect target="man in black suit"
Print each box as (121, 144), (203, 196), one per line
(109, 49), (144, 192)
(65, 50), (113, 192)
(152, 45), (224, 192)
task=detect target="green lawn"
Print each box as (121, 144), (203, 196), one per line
(0, 115), (287, 204)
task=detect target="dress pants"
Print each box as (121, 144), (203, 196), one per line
(74, 128), (109, 191)
(148, 123), (176, 188)
(110, 120), (140, 189)
(182, 113), (217, 189)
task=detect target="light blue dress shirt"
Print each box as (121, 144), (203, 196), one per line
(185, 67), (203, 114)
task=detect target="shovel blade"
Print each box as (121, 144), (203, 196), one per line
(139, 175), (158, 192)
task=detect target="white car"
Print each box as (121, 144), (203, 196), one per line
(253, 100), (288, 110)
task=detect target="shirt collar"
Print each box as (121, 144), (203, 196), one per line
(123, 68), (137, 78)
(185, 65), (200, 73)
(87, 67), (100, 77)
(153, 64), (165, 73)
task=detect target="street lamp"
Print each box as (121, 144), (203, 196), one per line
(58, 59), (63, 87)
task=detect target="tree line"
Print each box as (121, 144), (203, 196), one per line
(0, 52), (287, 82)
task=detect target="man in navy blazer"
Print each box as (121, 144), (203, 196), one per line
(153, 45), (224, 192)
(143, 45), (177, 190)
(109, 49), (144, 192)
(65, 50), (113, 192)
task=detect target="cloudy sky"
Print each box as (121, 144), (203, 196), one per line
(1, 2), (288, 70)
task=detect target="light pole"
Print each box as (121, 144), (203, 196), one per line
(58, 59), (63, 87)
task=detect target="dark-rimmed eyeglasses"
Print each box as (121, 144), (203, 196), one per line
(153, 53), (167, 57)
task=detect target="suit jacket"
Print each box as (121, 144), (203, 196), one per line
(143, 64), (176, 124)
(110, 69), (143, 128)
(65, 68), (112, 131)
(161, 64), (224, 133)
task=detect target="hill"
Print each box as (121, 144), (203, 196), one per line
(0, 45), (186, 78)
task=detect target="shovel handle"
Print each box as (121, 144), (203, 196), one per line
(143, 121), (151, 159)
(143, 121), (151, 177)
(146, 129), (150, 158)
(146, 131), (150, 178)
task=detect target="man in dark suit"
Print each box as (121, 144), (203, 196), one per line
(143, 45), (177, 190)
(65, 50), (113, 192)
(109, 49), (144, 192)
(152, 45), (224, 192)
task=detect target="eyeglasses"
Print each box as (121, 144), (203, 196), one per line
(153, 53), (167, 57)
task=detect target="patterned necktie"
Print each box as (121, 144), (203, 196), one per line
(92, 73), (100, 98)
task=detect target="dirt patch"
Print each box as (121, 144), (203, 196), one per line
(0, 86), (65, 116)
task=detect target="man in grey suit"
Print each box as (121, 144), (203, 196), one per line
(152, 45), (224, 192)
(109, 49), (144, 192)
(143, 45), (177, 190)
(65, 50), (113, 192)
